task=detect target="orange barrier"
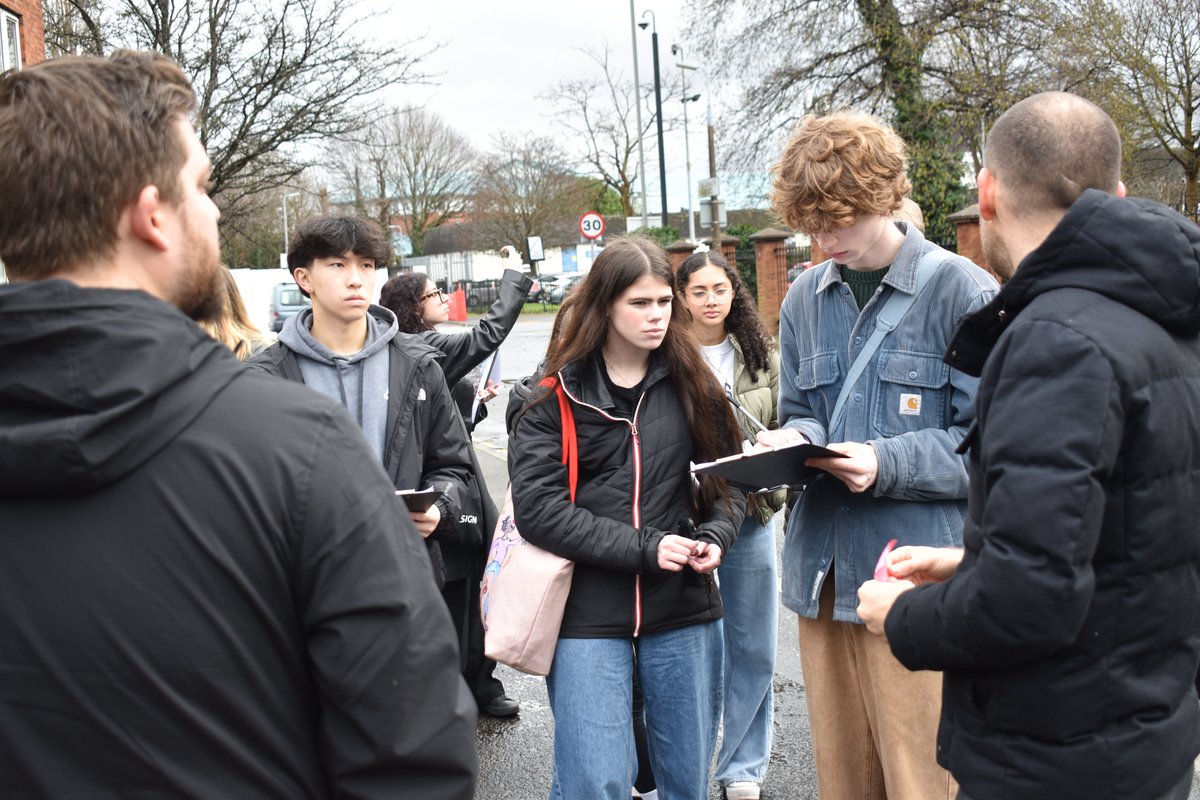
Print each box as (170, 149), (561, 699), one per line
(449, 288), (467, 322)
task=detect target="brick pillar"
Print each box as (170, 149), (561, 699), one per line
(947, 203), (997, 280)
(666, 240), (695, 274)
(702, 233), (739, 266)
(750, 227), (791, 333)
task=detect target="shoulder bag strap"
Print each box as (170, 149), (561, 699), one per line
(555, 384), (578, 500)
(826, 249), (943, 440)
(538, 376), (579, 500)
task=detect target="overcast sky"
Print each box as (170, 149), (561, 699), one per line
(362, 1), (769, 214)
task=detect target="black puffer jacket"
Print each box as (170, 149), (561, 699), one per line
(0, 282), (477, 798)
(886, 191), (1200, 799)
(507, 352), (745, 638)
(423, 268), (531, 580)
(251, 332), (478, 582)
(424, 268), (532, 387)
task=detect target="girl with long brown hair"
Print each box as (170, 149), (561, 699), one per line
(507, 236), (744, 800)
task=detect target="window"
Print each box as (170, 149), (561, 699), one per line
(1, 9), (19, 73)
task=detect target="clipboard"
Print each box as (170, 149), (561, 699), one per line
(691, 439), (848, 492)
(395, 487), (444, 513)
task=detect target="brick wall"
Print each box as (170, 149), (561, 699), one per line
(1, 0), (45, 67)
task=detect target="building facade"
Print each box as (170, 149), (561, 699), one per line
(0, 0), (43, 72)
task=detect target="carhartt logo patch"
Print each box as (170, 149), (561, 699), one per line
(899, 393), (921, 416)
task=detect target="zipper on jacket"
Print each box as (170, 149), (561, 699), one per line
(560, 376), (648, 637)
(630, 392), (646, 637)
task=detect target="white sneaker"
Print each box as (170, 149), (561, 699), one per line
(724, 781), (761, 800)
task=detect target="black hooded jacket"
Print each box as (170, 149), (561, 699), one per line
(250, 318), (479, 583)
(0, 281), (476, 799)
(506, 352), (745, 638)
(886, 191), (1200, 799)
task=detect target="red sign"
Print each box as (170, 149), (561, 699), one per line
(579, 211), (605, 240)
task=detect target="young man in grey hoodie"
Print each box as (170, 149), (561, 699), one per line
(251, 215), (478, 582)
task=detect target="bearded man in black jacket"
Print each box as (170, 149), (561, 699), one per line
(0, 52), (476, 799)
(857, 92), (1200, 800)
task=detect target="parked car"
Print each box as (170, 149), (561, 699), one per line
(269, 282), (309, 332)
(787, 262), (812, 289)
(460, 279), (500, 310)
(547, 274), (584, 304)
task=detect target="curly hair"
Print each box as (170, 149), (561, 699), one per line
(771, 110), (911, 234)
(379, 271), (434, 334)
(674, 250), (775, 383)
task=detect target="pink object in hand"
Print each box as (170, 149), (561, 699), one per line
(874, 538), (898, 582)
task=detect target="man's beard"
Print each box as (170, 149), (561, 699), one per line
(174, 212), (223, 323)
(980, 219), (1014, 282)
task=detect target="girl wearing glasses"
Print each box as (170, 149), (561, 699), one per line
(676, 248), (784, 800)
(508, 237), (744, 800)
(379, 262), (533, 721)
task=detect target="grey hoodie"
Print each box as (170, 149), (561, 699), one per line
(279, 304), (397, 461)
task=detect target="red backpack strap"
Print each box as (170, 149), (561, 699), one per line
(538, 376), (578, 500)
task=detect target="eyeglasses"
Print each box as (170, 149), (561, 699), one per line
(421, 289), (448, 302)
(687, 287), (732, 303)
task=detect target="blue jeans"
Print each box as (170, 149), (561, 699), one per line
(546, 620), (723, 800)
(715, 514), (778, 786)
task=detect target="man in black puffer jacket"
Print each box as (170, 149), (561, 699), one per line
(857, 92), (1200, 800)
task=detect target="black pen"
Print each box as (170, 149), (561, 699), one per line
(723, 382), (771, 435)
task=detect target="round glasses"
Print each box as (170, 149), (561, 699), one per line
(687, 287), (732, 303)
(421, 289), (448, 302)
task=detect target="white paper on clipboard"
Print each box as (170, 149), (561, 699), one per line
(470, 351), (502, 424)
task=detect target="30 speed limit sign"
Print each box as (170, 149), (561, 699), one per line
(579, 211), (606, 240)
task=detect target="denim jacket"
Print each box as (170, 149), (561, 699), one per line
(778, 222), (998, 622)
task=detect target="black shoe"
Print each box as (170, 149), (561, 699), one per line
(479, 694), (520, 717)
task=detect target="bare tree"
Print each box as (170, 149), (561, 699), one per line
(470, 133), (591, 269)
(383, 107), (476, 257)
(683, 0), (1033, 241)
(542, 46), (658, 217)
(324, 107), (476, 257)
(1081, 0), (1200, 218)
(325, 127), (395, 232)
(51, 0), (430, 260)
(42, 0), (107, 56)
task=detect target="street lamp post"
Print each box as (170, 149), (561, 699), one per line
(706, 101), (721, 245)
(639, 10), (669, 228)
(629, 1), (649, 228)
(672, 44), (699, 243)
(281, 191), (301, 253)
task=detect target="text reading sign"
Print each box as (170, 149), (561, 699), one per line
(579, 212), (606, 240)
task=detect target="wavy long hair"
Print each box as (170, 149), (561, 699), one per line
(675, 250), (775, 382)
(379, 271), (433, 334)
(537, 236), (740, 518)
(199, 267), (271, 360)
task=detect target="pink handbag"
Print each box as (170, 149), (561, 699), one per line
(480, 379), (577, 677)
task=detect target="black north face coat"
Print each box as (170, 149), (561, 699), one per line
(886, 191), (1200, 799)
(507, 352), (745, 639)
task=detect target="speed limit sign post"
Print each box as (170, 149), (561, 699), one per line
(579, 212), (605, 240)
